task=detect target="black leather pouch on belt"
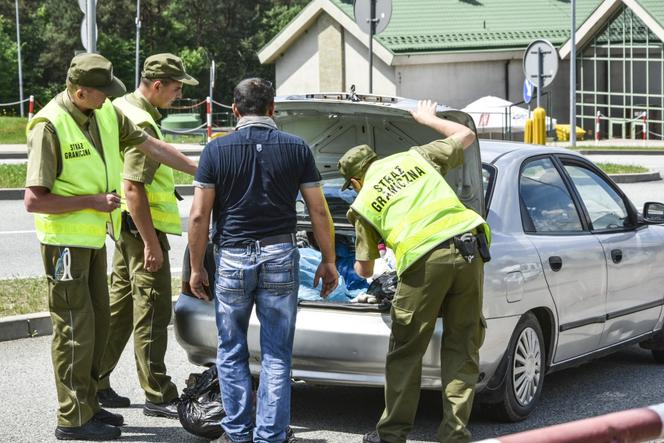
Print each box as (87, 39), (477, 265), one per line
(453, 233), (477, 263)
(476, 230), (491, 263)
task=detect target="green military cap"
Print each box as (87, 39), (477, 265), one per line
(142, 53), (199, 85)
(67, 53), (126, 97)
(338, 144), (378, 190)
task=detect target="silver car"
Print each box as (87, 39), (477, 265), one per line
(174, 94), (664, 421)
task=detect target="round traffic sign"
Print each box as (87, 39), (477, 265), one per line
(523, 39), (559, 90)
(354, 0), (392, 35)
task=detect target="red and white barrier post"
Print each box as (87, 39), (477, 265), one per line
(28, 95), (34, 121)
(595, 111), (601, 144)
(643, 112), (648, 141)
(474, 403), (664, 443)
(206, 96), (212, 143)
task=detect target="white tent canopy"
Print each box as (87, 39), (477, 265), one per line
(461, 95), (556, 133)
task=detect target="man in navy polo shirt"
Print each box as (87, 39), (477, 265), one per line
(188, 78), (338, 443)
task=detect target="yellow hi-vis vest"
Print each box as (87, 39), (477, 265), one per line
(113, 95), (182, 235)
(351, 150), (490, 276)
(27, 98), (122, 249)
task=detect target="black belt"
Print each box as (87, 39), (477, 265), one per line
(224, 233), (296, 249)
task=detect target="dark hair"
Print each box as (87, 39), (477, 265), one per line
(233, 78), (275, 116)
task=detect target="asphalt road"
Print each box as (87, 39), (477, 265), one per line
(0, 328), (663, 442)
(0, 196), (192, 279)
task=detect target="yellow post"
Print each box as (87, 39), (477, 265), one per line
(533, 107), (546, 145)
(525, 118), (533, 144)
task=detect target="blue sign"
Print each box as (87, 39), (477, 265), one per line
(523, 79), (534, 104)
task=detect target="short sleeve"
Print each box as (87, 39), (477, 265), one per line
(347, 208), (381, 261)
(413, 137), (464, 176)
(299, 145), (321, 186)
(122, 124), (160, 184)
(26, 122), (59, 189)
(193, 143), (217, 188)
(114, 106), (148, 148)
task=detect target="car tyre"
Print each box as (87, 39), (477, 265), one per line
(652, 349), (664, 364)
(489, 312), (545, 422)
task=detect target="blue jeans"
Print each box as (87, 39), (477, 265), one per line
(214, 242), (300, 443)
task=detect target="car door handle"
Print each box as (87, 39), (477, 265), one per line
(611, 249), (623, 264)
(548, 256), (563, 272)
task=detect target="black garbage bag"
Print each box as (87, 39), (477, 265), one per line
(367, 271), (398, 302)
(177, 366), (226, 440)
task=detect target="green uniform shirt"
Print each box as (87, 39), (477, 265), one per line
(348, 137), (464, 261)
(122, 90), (162, 184)
(26, 91), (149, 189)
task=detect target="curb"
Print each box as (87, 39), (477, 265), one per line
(0, 298), (180, 343)
(608, 171), (662, 183)
(0, 185), (195, 201)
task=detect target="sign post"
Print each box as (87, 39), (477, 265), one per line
(134, 0), (141, 88)
(14, 0), (24, 117)
(354, 0), (392, 94)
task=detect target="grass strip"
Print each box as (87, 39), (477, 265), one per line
(0, 163), (194, 188)
(596, 162), (649, 174)
(0, 164), (27, 188)
(572, 146), (664, 151)
(0, 117), (28, 144)
(0, 276), (183, 317)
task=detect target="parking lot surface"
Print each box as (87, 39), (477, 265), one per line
(1, 327), (663, 442)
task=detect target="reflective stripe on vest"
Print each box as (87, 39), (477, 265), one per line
(113, 95), (182, 235)
(351, 150), (489, 276)
(27, 98), (122, 249)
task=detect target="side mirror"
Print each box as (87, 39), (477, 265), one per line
(643, 202), (664, 224)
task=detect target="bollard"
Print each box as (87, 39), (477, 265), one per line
(595, 111), (601, 144)
(206, 96), (212, 143)
(643, 112), (648, 141)
(28, 95), (34, 121)
(524, 118), (533, 144)
(533, 107), (546, 145)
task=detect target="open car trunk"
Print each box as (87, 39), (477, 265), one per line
(175, 94), (483, 387)
(274, 94), (484, 311)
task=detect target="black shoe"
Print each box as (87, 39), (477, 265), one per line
(143, 398), (179, 419)
(97, 388), (130, 408)
(93, 408), (124, 427)
(363, 430), (391, 443)
(54, 419), (121, 441)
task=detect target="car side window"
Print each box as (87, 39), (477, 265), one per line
(563, 164), (631, 231)
(520, 158), (584, 233)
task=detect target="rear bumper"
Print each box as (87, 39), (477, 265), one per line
(174, 294), (510, 390)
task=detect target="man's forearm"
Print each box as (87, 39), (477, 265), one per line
(188, 211), (210, 273)
(310, 204), (335, 263)
(138, 136), (197, 175)
(124, 180), (160, 248)
(424, 116), (475, 148)
(25, 187), (97, 214)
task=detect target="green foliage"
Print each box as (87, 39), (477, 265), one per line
(0, 0), (310, 109)
(0, 16), (19, 112)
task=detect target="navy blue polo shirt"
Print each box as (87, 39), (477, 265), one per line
(194, 118), (321, 247)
